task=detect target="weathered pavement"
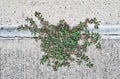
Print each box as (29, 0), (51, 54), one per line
(0, 0), (120, 78)
(0, 38), (120, 79)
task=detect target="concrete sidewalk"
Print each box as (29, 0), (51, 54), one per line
(0, 38), (120, 79)
(0, 0), (120, 26)
(0, 0), (120, 79)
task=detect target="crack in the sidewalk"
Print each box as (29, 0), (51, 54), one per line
(0, 26), (120, 39)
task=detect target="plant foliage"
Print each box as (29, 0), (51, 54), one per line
(17, 12), (101, 71)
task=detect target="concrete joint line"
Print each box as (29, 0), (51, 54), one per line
(0, 24), (120, 39)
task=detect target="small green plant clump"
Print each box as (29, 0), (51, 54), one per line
(18, 12), (101, 71)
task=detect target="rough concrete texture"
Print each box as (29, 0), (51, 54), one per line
(0, 38), (120, 79)
(0, 0), (120, 79)
(0, 0), (120, 26)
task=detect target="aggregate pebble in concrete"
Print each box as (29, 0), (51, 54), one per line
(0, 39), (120, 79)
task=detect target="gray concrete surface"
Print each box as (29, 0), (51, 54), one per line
(0, 0), (120, 79)
(0, 38), (120, 79)
(0, 0), (120, 26)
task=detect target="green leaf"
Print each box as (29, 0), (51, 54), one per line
(78, 22), (84, 30)
(86, 62), (94, 68)
(76, 59), (82, 65)
(96, 42), (101, 49)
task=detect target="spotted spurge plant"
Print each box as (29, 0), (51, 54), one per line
(17, 12), (101, 71)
